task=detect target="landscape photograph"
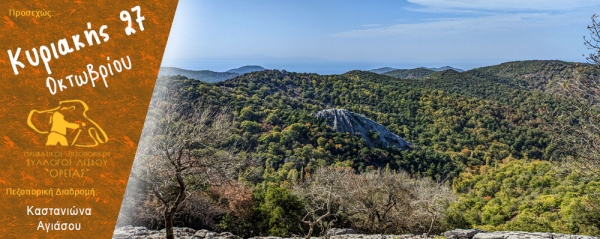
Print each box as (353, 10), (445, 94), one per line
(114, 1), (600, 239)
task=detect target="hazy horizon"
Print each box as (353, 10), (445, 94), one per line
(160, 58), (586, 75)
(161, 0), (600, 75)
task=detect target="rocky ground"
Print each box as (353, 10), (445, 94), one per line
(113, 227), (599, 239)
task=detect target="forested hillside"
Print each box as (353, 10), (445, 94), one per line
(158, 67), (239, 83)
(168, 68), (565, 178)
(158, 65), (267, 82)
(121, 60), (600, 237)
(386, 60), (600, 104)
(383, 67), (435, 79)
(450, 160), (600, 235)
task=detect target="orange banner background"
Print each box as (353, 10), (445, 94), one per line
(0, 0), (178, 238)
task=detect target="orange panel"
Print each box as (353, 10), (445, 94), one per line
(0, 1), (179, 238)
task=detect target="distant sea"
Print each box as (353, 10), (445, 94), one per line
(159, 59), (478, 75)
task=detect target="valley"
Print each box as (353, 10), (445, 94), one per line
(119, 60), (600, 237)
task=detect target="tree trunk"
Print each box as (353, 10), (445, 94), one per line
(164, 172), (186, 239)
(165, 210), (175, 239)
(304, 223), (314, 239)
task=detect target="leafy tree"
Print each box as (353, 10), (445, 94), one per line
(448, 160), (600, 235)
(257, 184), (304, 236)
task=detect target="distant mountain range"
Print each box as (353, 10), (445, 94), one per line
(428, 66), (464, 72)
(159, 64), (469, 83)
(226, 65), (266, 74)
(152, 59), (600, 233)
(383, 67), (436, 79)
(158, 65), (267, 83)
(369, 67), (399, 74)
(159, 65), (467, 83)
(381, 60), (598, 105)
(369, 66), (464, 76)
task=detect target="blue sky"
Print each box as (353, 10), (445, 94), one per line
(161, 0), (600, 74)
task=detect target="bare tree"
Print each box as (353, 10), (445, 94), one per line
(585, 14), (600, 66)
(132, 98), (239, 239)
(335, 170), (454, 235)
(551, 14), (600, 177)
(553, 107), (600, 177)
(340, 170), (414, 234)
(292, 167), (352, 238)
(410, 178), (455, 236)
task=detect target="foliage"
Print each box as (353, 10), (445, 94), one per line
(449, 160), (600, 235)
(384, 67), (435, 79)
(255, 184), (305, 236)
(158, 67), (571, 182)
(159, 67), (239, 83)
(125, 58), (600, 236)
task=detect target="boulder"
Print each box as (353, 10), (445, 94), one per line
(313, 109), (413, 150)
(472, 231), (599, 239)
(327, 228), (356, 236)
(442, 229), (485, 239)
(195, 229), (209, 238)
(219, 232), (243, 239)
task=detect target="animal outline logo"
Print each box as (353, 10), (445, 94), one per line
(27, 100), (108, 147)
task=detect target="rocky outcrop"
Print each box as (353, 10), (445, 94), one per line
(324, 234), (418, 239)
(443, 229), (598, 239)
(327, 228), (356, 236)
(245, 229), (418, 239)
(313, 109), (413, 150)
(112, 226), (420, 239)
(113, 227), (599, 239)
(112, 226), (241, 239)
(443, 229), (486, 239)
(472, 231), (597, 239)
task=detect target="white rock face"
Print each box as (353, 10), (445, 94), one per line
(472, 231), (598, 239)
(112, 226), (241, 239)
(113, 226), (600, 239)
(314, 109), (413, 150)
(443, 229), (486, 239)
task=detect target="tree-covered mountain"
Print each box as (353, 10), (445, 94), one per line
(369, 67), (398, 74)
(158, 65), (267, 83)
(394, 68), (524, 103)
(227, 65), (267, 74)
(158, 67), (239, 83)
(370, 66), (464, 75)
(162, 66), (576, 180)
(429, 66), (464, 72)
(383, 67), (436, 79)
(127, 60), (599, 237)
(383, 60), (599, 107)
(466, 60), (598, 97)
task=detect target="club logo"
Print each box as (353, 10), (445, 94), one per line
(27, 100), (108, 147)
